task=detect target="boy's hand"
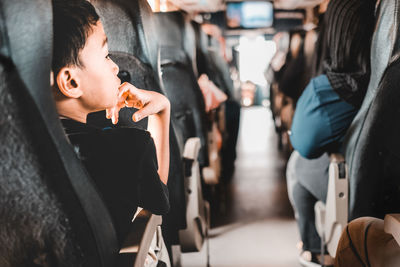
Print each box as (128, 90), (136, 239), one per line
(106, 82), (171, 184)
(106, 82), (170, 124)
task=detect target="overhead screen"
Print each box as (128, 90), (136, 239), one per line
(226, 1), (273, 29)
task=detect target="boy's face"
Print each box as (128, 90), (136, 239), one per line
(75, 21), (120, 111)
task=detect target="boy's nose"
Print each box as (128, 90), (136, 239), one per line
(111, 60), (119, 75)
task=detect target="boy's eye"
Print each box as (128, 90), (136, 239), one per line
(106, 54), (110, 59)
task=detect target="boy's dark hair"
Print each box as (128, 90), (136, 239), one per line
(52, 0), (100, 75)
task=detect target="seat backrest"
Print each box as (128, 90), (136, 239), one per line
(154, 11), (209, 167)
(207, 35), (234, 96)
(182, 15), (198, 77)
(343, 0), (400, 219)
(0, 0), (119, 266)
(91, 0), (158, 73)
(192, 22), (233, 97)
(90, 0), (188, 244)
(192, 21), (210, 77)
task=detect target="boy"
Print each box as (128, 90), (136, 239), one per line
(52, 0), (170, 245)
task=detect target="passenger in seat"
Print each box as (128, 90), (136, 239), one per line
(286, 0), (376, 266)
(289, 0), (375, 159)
(51, 0), (170, 245)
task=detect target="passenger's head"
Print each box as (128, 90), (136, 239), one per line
(323, 0), (376, 73)
(52, 0), (120, 119)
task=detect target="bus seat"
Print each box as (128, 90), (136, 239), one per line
(195, 26), (233, 96)
(0, 0), (118, 265)
(119, 210), (164, 267)
(344, 0), (400, 219)
(192, 21), (240, 183)
(154, 11), (210, 252)
(156, 13), (224, 186)
(154, 11), (209, 169)
(207, 35), (234, 94)
(188, 23), (226, 185)
(192, 21), (212, 79)
(1, 0), (164, 266)
(179, 137), (210, 252)
(89, 0), (188, 252)
(315, 0), (400, 257)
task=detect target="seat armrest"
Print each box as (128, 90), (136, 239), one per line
(179, 137), (208, 252)
(330, 153), (345, 163)
(182, 137), (201, 177)
(183, 137), (201, 161)
(315, 153), (348, 257)
(384, 214), (400, 246)
(118, 209), (162, 267)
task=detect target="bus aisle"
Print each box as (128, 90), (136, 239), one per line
(182, 106), (300, 267)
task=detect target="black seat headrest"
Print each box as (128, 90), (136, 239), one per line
(92, 0), (159, 72)
(0, 0), (119, 265)
(154, 11), (194, 69)
(154, 11), (185, 49)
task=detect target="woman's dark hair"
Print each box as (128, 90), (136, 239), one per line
(52, 0), (100, 75)
(324, 0), (376, 73)
(320, 0), (376, 107)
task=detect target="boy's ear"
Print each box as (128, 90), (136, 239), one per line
(56, 67), (83, 98)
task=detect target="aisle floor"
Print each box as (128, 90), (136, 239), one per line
(181, 106), (301, 267)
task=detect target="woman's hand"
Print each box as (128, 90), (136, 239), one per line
(106, 82), (170, 125)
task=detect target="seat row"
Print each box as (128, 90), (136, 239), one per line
(0, 0), (238, 266)
(272, 0), (400, 265)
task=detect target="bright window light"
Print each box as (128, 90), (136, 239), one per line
(237, 36), (276, 86)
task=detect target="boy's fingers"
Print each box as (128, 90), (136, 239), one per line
(125, 98), (144, 109)
(132, 102), (156, 122)
(118, 82), (131, 95)
(132, 108), (146, 122)
(112, 109), (119, 124)
(107, 106), (119, 125)
(106, 109), (111, 119)
(132, 112), (142, 122)
(119, 82), (147, 101)
(118, 82), (140, 98)
(117, 101), (125, 109)
(119, 91), (129, 101)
